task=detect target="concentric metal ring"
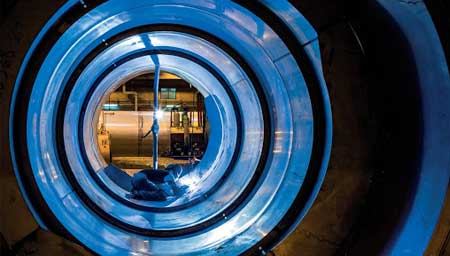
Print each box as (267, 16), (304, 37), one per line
(9, 1), (332, 254)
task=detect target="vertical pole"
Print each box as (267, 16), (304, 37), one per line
(152, 65), (161, 170)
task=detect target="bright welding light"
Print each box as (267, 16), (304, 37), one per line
(155, 110), (164, 119)
(178, 174), (200, 192)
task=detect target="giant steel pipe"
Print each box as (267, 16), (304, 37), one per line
(9, 1), (331, 255)
(7, 0), (450, 255)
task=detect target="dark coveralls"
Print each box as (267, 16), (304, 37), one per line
(129, 164), (187, 201)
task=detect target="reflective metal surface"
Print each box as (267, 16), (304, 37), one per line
(10, 0), (332, 255)
(371, 1), (450, 255)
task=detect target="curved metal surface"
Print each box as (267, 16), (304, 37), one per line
(8, 0), (83, 230)
(373, 1), (450, 255)
(9, 0), (332, 255)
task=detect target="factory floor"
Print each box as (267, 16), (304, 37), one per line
(112, 156), (190, 171)
(6, 230), (90, 256)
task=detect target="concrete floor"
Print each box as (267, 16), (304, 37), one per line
(10, 230), (90, 256)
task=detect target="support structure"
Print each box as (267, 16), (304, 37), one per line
(151, 65), (161, 170)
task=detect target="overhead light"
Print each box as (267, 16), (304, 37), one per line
(103, 103), (119, 110)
